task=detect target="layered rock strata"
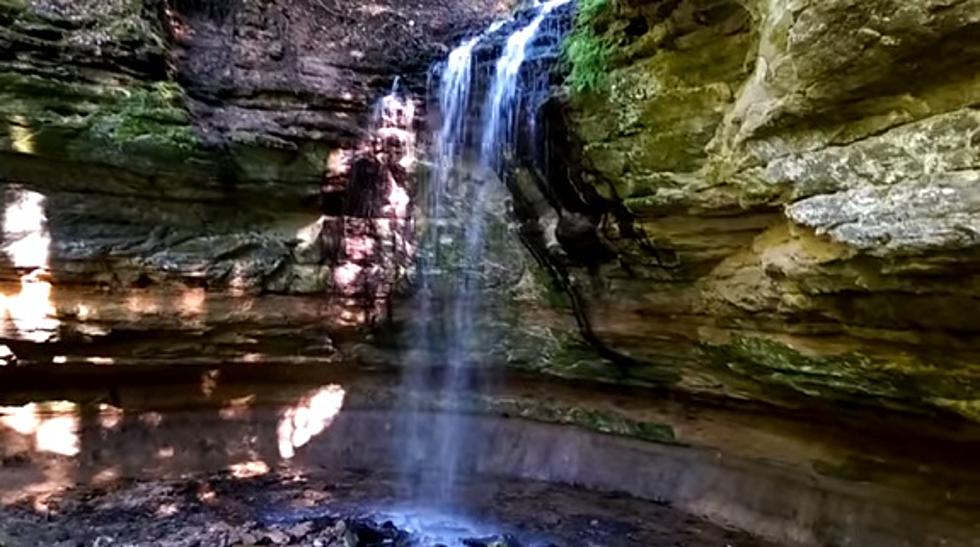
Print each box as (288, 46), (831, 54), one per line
(512, 0), (980, 421)
(0, 0), (502, 363)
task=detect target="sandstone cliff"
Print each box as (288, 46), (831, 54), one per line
(3, 0), (980, 425)
(0, 0), (502, 364)
(514, 0), (980, 421)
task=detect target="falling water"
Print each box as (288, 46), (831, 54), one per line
(401, 0), (573, 503)
(399, 28), (485, 500)
(480, 0), (572, 171)
(429, 31), (482, 212)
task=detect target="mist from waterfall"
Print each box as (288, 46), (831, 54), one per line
(399, 0), (573, 504)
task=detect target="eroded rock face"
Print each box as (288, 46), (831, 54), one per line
(0, 0), (503, 364)
(516, 0), (980, 420)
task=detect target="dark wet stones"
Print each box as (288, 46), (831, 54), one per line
(339, 518), (412, 547)
(462, 534), (524, 547)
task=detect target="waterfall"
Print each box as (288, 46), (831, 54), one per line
(428, 34), (479, 222)
(400, 0), (573, 504)
(480, 0), (572, 171)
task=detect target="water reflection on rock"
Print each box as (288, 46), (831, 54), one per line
(0, 187), (58, 346)
(277, 384), (347, 459)
(0, 377), (976, 547)
(0, 401), (79, 457)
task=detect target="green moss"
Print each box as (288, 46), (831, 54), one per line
(0, 0), (26, 12)
(0, 0), (25, 21)
(371, 389), (677, 444)
(704, 336), (980, 420)
(0, 72), (112, 110)
(0, 70), (203, 175)
(562, 0), (613, 93)
(708, 337), (902, 398)
(103, 7), (165, 46)
(528, 264), (572, 308)
(554, 406), (676, 443)
(85, 81), (198, 153)
(0, 0), (189, 166)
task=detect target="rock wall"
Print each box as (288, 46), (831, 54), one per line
(0, 0), (503, 364)
(515, 0), (980, 421)
(5, 0), (979, 425)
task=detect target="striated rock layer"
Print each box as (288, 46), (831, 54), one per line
(3, 0), (980, 426)
(0, 0), (504, 364)
(510, 0), (980, 421)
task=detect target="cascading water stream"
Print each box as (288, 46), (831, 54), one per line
(398, 27), (486, 501)
(400, 0), (573, 504)
(480, 0), (572, 172)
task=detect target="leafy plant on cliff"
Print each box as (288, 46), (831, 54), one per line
(562, 0), (612, 93)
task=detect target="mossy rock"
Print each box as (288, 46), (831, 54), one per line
(703, 336), (980, 420)
(0, 0), (208, 177)
(0, 0), (26, 14)
(1, 75), (204, 172)
(83, 83), (200, 157)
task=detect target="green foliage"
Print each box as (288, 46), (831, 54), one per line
(563, 32), (611, 93)
(562, 0), (612, 93)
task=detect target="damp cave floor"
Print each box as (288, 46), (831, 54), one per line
(0, 466), (778, 547)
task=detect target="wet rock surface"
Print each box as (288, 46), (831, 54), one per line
(2, 370), (978, 547)
(0, 468), (777, 547)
